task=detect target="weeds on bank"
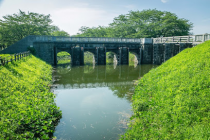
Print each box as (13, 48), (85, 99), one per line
(0, 55), (61, 139)
(121, 40), (210, 139)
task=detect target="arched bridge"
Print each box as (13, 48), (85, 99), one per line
(33, 36), (143, 66)
(1, 34), (209, 65)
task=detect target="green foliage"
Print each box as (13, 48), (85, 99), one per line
(57, 51), (71, 64)
(76, 26), (111, 37)
(0, 10), (69, 46)
(106, 52), (115, 64)
(121, 41), (210, 139)
(0, 55), (61, 139)
(129, 53), (136, 66)
(76, 9), (193, 38)
(51, 30), (70, 37)
(0, 54), (15, 62)
(0, 10), (54, 46)
(84, 51), (94, 65)
(27, 47), (36, 55)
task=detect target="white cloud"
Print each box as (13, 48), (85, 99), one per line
(0, 0), (118, 35)
(161, 0), (168, 3)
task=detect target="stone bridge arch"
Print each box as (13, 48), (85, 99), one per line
(129, 50), (141, 65)
(83, 50), (96, 65)
(54, 44), (72, 65)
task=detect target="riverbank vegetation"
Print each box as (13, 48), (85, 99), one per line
(121, 41), (210, 139)
(0, 55), (61, 139)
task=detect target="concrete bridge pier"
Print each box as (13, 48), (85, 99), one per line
(120, 47), (129, 65)
(138, 48), (142, 65)
(97, 47), (106, 65)
(71, 47), (84, 66)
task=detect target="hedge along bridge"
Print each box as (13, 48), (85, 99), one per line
(0, 34), (209, 65)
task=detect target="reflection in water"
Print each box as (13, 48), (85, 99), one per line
(53, 64), (157, 140)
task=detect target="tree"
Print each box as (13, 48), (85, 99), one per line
(76, 26), (112, 37)
(51, 30), (70, 37)
(76, 9), (193, 38)
(0, 10), (57, 46)
(110, 9), (193, 38)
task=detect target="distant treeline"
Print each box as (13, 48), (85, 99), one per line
(75, 9), (193, 38)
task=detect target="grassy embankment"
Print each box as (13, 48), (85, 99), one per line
(121, 40), (210, 139)
(0, 55), (61, 139)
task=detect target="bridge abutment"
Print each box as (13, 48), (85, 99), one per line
(34, 42), (55, 65)
(153, 43), (193, 65)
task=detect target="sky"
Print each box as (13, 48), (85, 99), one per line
(0, 0), (209, 36)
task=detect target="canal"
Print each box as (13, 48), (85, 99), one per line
(52, 64), (156, 140)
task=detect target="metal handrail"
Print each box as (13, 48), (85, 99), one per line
(153, 34), (210, 43)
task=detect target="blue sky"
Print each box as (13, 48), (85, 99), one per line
(0, 0), (209, 36)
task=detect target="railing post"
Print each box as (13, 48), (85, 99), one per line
(0, 57), (2, 66)
(10, 55), (12, 63)
(4, 57), (6, 65)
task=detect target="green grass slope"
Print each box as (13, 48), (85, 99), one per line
(121, 41), (210, 139)
(0, 55), (61, 139)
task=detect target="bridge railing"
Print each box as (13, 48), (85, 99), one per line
(35, 36), (142, 43)
(35, 34), (210, 44)
(0, 51), (30, 66)
(153, 34), (210, 44)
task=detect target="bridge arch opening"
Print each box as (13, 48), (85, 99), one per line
(57, 51), (71, 65)
(84, 51), (95, 65)
(129, 52), (138, 67)
(106, 51), (117, 65)
(84, 51), (95, 73)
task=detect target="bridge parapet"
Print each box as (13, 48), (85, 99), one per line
(35, 36), (143, 43)
(153, 34), (210, 44)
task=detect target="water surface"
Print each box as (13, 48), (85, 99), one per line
(53, 64), (156, 140)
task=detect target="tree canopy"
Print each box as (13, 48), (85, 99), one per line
(76, 9), (193, 38)
(0, 10), (69, 47)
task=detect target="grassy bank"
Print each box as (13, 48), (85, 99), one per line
(121, 41), (210, 139)
(0, 55), (61, 139)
